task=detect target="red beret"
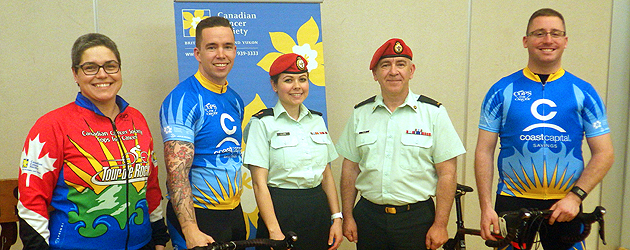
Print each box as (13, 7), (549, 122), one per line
(269, 53), (308, 76)
(369, 38), (413, 70)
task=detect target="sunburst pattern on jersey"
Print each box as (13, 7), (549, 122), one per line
(499, 142), (581, 199)
(64, 121), (147, 194)
(192, 165), (243, 208)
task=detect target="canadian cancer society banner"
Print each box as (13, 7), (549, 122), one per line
(173, 1), (326, 239)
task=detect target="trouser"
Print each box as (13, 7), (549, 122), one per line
(256, 184), (331, 250)
(354, 197), (435, 250)
(495, 195), (585, 250)
(166, 201), (247, 250)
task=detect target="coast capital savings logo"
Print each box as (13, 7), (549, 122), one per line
(257, 17), (326, 86)
(523, 99), (566, 133)
(183, 9), (210, 37)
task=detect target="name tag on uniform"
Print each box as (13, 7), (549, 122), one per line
(277, 132), (290, 136)
(358, 130), (370, 134)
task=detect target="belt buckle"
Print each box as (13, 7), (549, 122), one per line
(385, 207), (397, 214)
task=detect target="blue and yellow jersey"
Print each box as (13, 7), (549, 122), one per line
(479, 68), (609, 199)
(160, 71), (245, 209)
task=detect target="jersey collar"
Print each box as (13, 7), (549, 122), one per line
(75, 92), (128, 117)
(195, 70), (229, 94)
(523, 67), (565, 83)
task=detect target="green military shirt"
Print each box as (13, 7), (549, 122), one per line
(336, 91), (465, 205)
(244, 101), (338, 189)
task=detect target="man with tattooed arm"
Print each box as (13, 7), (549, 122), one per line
(159, 16), (246, 250)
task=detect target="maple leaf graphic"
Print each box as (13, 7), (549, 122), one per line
(21, 134), (57, 187)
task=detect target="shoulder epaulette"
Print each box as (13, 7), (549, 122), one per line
(252, 108), (274, 118)
(418, 95), (441, 107)
(354, 96), (376, 109)
(309, 109), (323, 116)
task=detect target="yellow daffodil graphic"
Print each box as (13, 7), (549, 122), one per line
(182, 9), (209, 37)
(257, 17), (325, 86)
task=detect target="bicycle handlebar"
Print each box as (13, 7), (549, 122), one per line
(485, 206), (606, 248)
(188, 231), (298, 250)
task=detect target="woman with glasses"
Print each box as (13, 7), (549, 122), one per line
(17, 33), (169, 250)
(243, 53), (343, 250)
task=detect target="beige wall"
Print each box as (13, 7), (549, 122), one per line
(1, 1), (628, 249)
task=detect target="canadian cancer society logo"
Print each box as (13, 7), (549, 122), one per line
(183, 9), (210, 37)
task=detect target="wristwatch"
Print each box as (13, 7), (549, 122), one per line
(570, 186), (588, 201)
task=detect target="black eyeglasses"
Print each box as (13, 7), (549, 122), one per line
(76, 61), (120, 75)
(527, 29), (566, 39)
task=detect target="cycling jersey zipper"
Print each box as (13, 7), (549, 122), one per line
(540, 82), (548, 199)
(109, 116), (131, 250)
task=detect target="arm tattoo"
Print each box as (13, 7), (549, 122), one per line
(164, 140), (196, 225)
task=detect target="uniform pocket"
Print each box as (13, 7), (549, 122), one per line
(270, 134), (299, 149)
(401, 133), (432, 148)
(356, 133), (377, 147)
(310, 134), (332, 145)
(309, 133), (332, 170)
(355, 133), (377, 167)
(399, 133), (432, 171)
(270, 134), (299, 169)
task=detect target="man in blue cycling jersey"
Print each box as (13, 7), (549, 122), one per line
(160, 16), (246, 250)
(474, 8), (614, 250)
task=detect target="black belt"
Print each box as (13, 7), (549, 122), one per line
(361, 197), (429, 214)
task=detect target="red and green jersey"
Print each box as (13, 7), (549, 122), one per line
(19, 93), (164, 250)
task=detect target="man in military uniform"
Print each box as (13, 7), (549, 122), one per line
(336, 38), (466, 250)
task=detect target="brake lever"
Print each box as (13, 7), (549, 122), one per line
(285, 231), (298, 250)
(595, 206), (606, 245)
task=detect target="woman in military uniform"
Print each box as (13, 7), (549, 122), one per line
(243, 53), (343, 250)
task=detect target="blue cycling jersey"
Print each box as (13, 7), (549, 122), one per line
(160, 71), (245, 209)
(479, 68), (609, 199)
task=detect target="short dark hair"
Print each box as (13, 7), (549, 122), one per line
(195, 16), (234, 48)
(270, 74), (281, 84)
(527, 8), (566, 35)
(71, 33), (120, 71)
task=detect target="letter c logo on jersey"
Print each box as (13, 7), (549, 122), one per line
(523, 99), (566, 132)
(217, 113), (240, 147)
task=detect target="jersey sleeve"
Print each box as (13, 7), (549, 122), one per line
(18, 115), (64, 248)
(478, 84), (506, 133)
(147, 140), (170, 246)
(146, 137), (164, 222)
(575, 84), (610, 137)
(159, 90), (200, 143)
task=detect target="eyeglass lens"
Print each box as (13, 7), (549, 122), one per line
(529, 29), (565, 38)
(80, 61), (120, 75)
